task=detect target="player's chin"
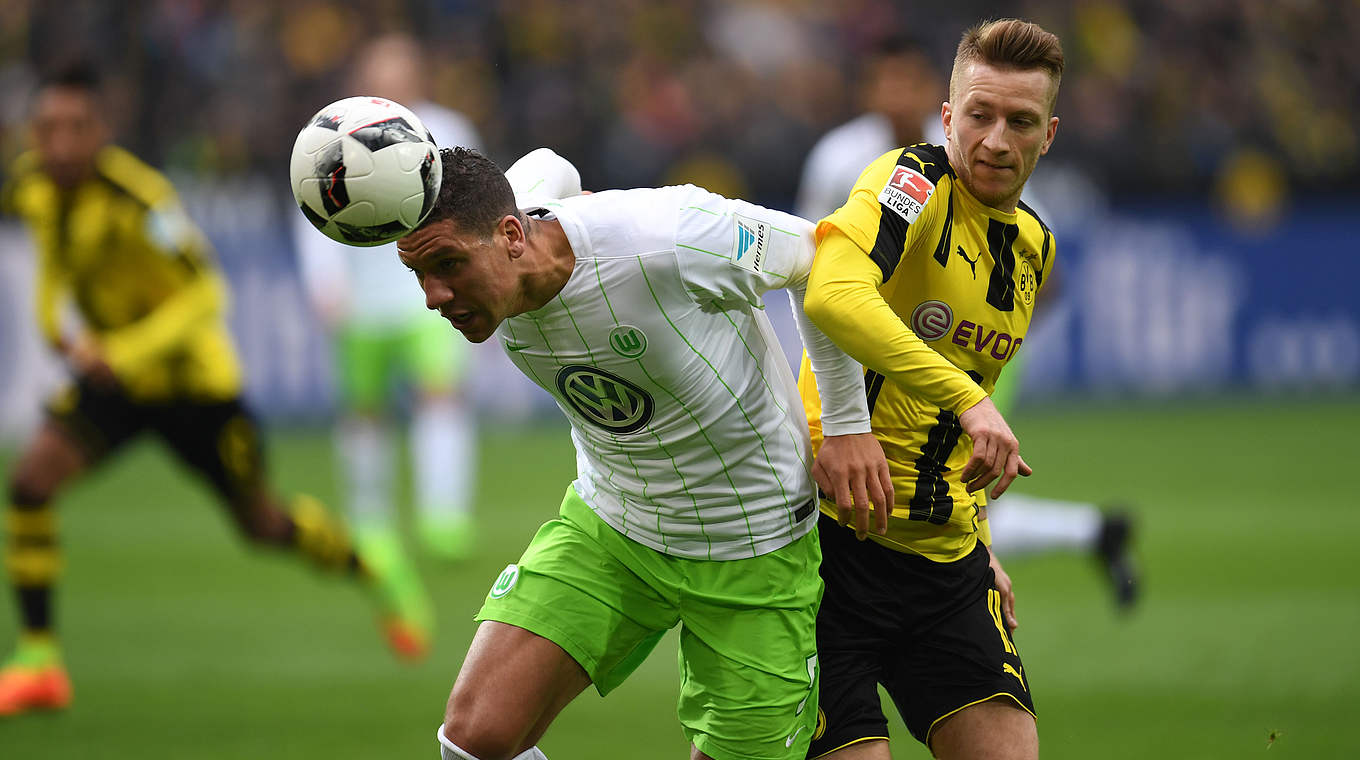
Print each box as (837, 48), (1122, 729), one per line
(451, 316), (495, 343)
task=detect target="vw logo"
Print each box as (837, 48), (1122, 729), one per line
(555, 364), (655, 434)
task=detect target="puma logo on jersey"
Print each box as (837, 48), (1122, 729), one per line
(1003, 662), (1026, 689)
(956, 246), (981, 279)
(903, 151), (936, 174)
(950, 319), (1023, 361)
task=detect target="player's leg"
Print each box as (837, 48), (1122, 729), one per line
(403, 315), (477, 560)
(929, 699), (1037, 760)
(452, 486), (678, 757)
(333, 326), (398, 536)
(672, 521), (823, 760)
(808, 515), (900, 760)
(877, 541), (1037, 759)
(155, 397), (432, 658)
(2, 383), (141, 715)
(988, 493), (1139, 608)
(440, 621), (590, 759)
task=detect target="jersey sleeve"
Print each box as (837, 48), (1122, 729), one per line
(99, 160), (227, 373)
(817, 147), (947, 282)
(803, 228), (987, 415)
(35, 235), (69, 351)
(506, 148), (582, 207)
(672, 186), (870, 436)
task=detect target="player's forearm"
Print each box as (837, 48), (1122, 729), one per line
(804, 231), (987, 414)
(99, 273), (226, 372)
(36, 272), (67, 352)
(788, 279), (870, 436)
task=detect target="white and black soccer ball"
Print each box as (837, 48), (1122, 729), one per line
(289, 96), (442, 247)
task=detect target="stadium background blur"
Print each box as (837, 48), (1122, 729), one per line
(0, 1), (1356, 758)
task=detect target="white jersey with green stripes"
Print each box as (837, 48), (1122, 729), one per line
(499, 184), (855, 560)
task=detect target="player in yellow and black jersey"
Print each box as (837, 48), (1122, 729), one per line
(0, 64), (431, 717)
(798, 20), (1064, 760)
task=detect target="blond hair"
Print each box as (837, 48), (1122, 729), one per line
(949, 19), (1064, 112)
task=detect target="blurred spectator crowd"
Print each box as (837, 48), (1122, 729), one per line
(0, 0), (1356, 210)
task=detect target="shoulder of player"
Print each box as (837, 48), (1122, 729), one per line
(1015, 199), (1056, 259)
(93, 146), (177, 209)
(810, 113), (891, 160)
(1, 151), (45, 214)
(898, 142), (953, 185)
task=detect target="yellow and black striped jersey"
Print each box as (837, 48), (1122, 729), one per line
(799, 143), (1055, 561)
(2, 146), (241, 401)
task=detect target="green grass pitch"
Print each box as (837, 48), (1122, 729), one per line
(1, 396), (1356, 758)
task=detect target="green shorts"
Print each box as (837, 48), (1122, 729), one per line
(335, 315), (470, 410)
(476, 486), (823, 760)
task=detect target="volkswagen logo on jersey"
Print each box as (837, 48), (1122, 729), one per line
(555, 364), (655, 434)
(608, 325), (648, 359)
(910, 300), (954, 341)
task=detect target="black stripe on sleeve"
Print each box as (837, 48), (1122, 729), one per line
(864, 369), (887, 416)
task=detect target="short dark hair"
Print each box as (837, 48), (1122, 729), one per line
(422, 146), (519, 238)
(950, 19), (1064, 113)
(40, 60), (102, 94)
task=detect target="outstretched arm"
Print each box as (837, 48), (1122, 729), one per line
(803, 229), (1031, 499)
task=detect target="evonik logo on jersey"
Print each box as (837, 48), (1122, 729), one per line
(555, 364), (655, 434)
(949, 319), (1024, 361)
(879, 165), (934, 224)
(731, 213), (771, 274)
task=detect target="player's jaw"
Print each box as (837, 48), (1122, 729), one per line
(439, 306), (495, 342)
(944, 62), (1057, 211)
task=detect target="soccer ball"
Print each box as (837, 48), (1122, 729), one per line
(289, 96), (442, 247)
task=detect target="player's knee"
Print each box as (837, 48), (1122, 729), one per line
(442, 704), (526, 760)
(232, 498), (291, 545)
(9, 467), (56, 508)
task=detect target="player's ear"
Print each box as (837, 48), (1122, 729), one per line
(1040, 116), (1058, 156)
(941, 102), (953, 140)
(501, 213), (526, 259)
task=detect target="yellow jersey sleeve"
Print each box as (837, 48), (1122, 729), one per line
(804, 147), (987, 414)
(803, 229), (988, 414)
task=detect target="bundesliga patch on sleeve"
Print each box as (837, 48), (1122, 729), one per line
(877, 165), (934, 224)
(731, 213), (771, 274)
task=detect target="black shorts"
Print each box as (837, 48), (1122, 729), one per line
(808, 514), (1035, 757)
(46, 381), (266, 503)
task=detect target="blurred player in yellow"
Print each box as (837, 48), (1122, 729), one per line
(294, 35), (483, 565)
(0, 63), (431, 717)
(798, 19), (1063, 760)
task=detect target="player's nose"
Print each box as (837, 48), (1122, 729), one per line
(982, 121), (1010, 153)
(421, 277), (453, 310)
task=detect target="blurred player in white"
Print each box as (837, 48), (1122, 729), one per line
(293, 34), (482, 562)
(403, 147), (891, 760)
(796, 35), (1137, 608)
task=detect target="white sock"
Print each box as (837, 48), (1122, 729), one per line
(411, 398), (475, 522)
(436, 725), (548, 760)
(338, 417), (394, 530)
(987, 492), (1102, 555)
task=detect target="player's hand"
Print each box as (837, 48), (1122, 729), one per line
(958, 397), (1032, 499)
(66, 334), (118, 390)
(812, 432), (894, 540)
(988, 545), (1019, 631)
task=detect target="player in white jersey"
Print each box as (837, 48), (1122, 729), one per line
(293, 34), (482, 569)
(794, 37), (1138, 608)
(398, 147), (892, 760)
